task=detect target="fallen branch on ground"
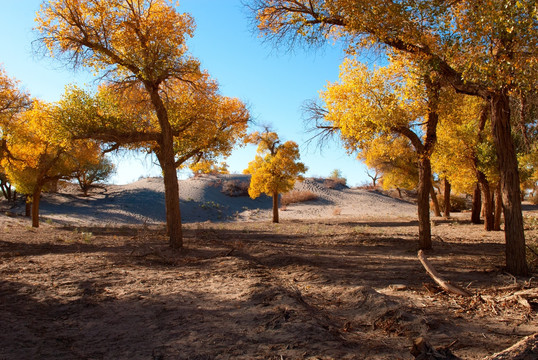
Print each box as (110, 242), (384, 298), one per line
(417, 250), (472, 297)
(484, 333), (538, 359)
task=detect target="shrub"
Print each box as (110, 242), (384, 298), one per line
(436, 195), (470, 212)
(281, 190), (318, 206)
(323, 177), (347, 189)
(221, 180), (249, 197)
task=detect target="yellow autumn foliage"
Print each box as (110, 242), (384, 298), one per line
(244, 131), (307, 200)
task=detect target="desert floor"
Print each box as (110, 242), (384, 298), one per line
(1, 176), (537, 359)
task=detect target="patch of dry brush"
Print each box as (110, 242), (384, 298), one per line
(281, 190), (318, 206)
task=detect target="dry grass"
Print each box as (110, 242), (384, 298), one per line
(323, 177), (347, 189)
(281, 190), (318, 206)
(221, 179), (250, 197)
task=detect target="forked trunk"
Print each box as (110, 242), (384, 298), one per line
(471, 183), (481, 224)
(272, 192), (279, 223)
(31, 187), (42, 228)
(418, 155), (432, 250)
(491, 91), (528, 276)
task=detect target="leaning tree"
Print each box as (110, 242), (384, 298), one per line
(247, 0), (537, 275)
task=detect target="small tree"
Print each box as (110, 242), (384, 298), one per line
(244, 131), (307, 223)
(2, 101), (101, 227)
(0, 66), (31, 203)
(72, 149), (114, 196)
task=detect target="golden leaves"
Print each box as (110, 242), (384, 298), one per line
(36, 0), (198, 83)
(244, 131), (307, 198)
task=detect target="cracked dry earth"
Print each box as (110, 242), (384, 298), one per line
(1, 215), (537, 359)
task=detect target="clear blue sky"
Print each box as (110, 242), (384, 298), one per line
(0, 0), (373, 186)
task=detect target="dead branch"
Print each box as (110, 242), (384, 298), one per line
(417, 250), (472, 297)
(483, 333), (538, 360)
(502, 288), (538, 311)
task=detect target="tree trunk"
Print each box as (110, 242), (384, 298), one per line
(471, 183), (482, 224)
(443, 177), (451, 218)
(31, 186), (42, 228)
(478, 171), (494, 231)
(418, 155), (432, 250)
(146, 83), (183, 249)
(491, 91), (528, 276)
(272, 192), (279, 223)
(494, 183), (502, 231)
(25, 196), (31, 217)
(396, 187), (402, 199)
(430, 185), (441, 217)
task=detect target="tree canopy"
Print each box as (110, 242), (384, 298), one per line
(36, 0), (249, 248)
(244, 131), (307, 223)
(249, 0), (537, 275)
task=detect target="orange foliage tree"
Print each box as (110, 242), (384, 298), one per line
(0, 66), (31, 201)
(248, 0), (537, 275)
(36, 0), (248, 248)
(243, 131), (307, 223)
(314, 55), (441, 249)
(1, 100), (103, 227)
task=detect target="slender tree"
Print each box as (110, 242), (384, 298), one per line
(315, 55), (440, 249)
(244, 131), (307, 223)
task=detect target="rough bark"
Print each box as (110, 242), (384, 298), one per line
(415, 76), (440, 250)
(430, 185), (441, 217)
(471, 183), (482, 224)
(478, 171), (494, 231)
(494, 183), (502, 231)
(31, 186), (42, 228)
(418, 156), (433, 250)
(272, 192), (279, 223)
(443, 178), (451, 219)
(491, 91), (528, 276)
(146, 83), (183, 249)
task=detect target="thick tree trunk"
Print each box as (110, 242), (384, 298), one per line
(471, 183), (482, 224)
(443, 177), (451, 218)
(430, 185), (441, 217)
(146, 84), (183, 249)
(31, 187), (42, 228)
(418, 156), (432, 250)
(491, 91), (528, 276)
(494, 183), (502, 231)
(272, 192), (279, 223)
(478, 171), (494, 231)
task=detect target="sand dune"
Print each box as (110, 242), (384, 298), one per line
(10, 174), (417, 226)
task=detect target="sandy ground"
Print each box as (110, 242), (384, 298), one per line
(1, 175), (537, 359)
(3, 175), (418, 225)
